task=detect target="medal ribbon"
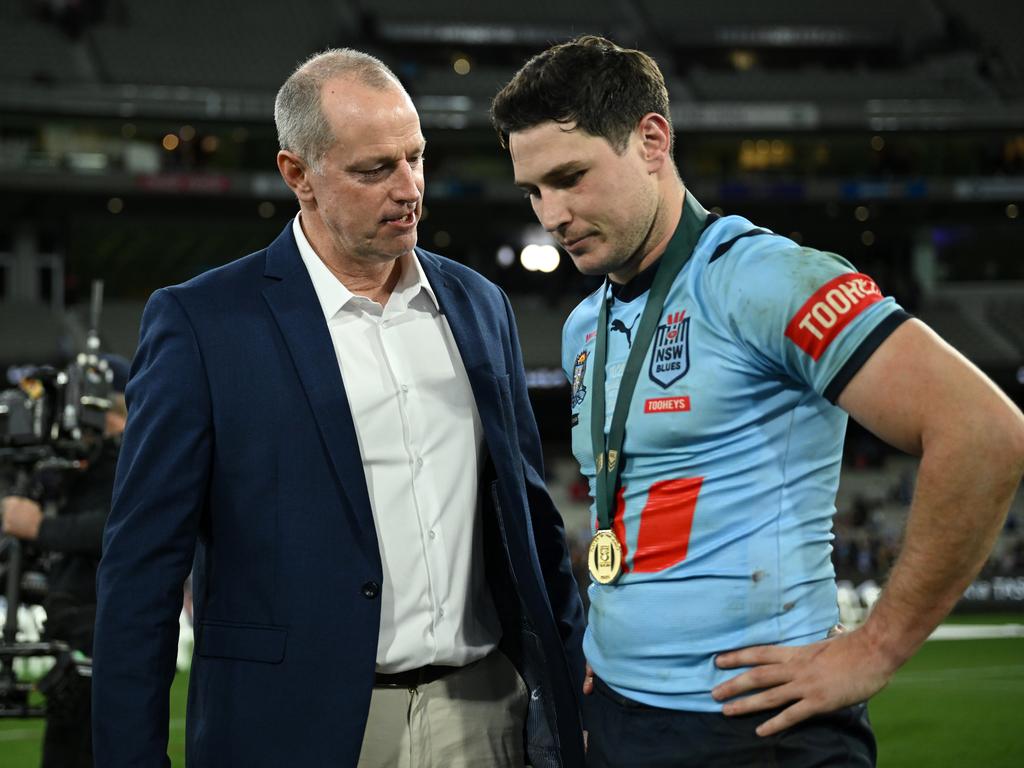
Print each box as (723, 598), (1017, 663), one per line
(591, 193), (708, 533)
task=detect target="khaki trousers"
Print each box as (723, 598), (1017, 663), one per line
(357, 650), (529, 768)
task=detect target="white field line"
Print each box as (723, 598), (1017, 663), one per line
(891, 664), (1024, 685)
(928, 623), (1024, 640)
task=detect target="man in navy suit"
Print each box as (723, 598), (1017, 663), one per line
(92, 48), (586, 767)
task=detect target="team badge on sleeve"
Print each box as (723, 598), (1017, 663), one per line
(785, 273), (884, 360)
(649, 310), (690, 388)
(571, 350), (589, 407)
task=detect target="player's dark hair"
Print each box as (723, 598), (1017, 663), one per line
(491, 35), (673, 153)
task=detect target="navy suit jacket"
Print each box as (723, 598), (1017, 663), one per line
(93, 224), (586, 767)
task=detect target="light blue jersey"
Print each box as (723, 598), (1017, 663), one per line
(562, 204), (909, 711)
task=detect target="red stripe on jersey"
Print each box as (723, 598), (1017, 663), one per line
(631, 477), (703, 573)
(613, 487), (629, 574)
(784, 273), (884, 361)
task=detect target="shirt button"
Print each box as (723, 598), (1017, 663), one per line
(362, 581), (380, 599)
(416, 457), (424, 468)
(428, 530), (436, 540)
(400, 384), (409, 393)
(439, 607), (445, 617)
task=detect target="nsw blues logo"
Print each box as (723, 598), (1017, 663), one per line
(649, 310), (690, 388)
(571, 350), (589, 407)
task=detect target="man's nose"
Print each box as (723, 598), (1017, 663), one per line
(535, 192), (571, 233)
(390, 160), (421, 203)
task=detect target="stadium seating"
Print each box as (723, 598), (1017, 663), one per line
(87, 0), (352, 90)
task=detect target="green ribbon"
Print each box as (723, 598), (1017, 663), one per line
(591, 193), (708, 531)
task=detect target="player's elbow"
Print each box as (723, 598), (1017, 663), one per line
(1007, 410), (1024, 479)
(982, 402), (1024, 487)
(932, 397), (1024, 504)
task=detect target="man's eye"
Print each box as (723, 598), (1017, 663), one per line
(356, 167), (388, 181)
(562, 171), (584, 187)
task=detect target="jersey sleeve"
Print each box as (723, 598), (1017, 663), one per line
(561, 315), (577, 382)
(561, 291), (601, 382)
(704, 236), (910, 403)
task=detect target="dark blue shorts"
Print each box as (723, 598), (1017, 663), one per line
(586, 677), (876, 768)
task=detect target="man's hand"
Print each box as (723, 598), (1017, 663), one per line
(711, 628), (899, 736)
(582, 661), (594, 753)
(1, 496), (43, 541)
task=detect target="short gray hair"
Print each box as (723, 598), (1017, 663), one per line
(274, 48), (402, 174)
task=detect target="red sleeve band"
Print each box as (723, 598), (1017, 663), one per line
(784, 273), (884, 360)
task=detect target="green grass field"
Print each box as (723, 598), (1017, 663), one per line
(2, 620), (1022, 766)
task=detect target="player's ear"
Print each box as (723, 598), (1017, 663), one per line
(637, 113), (672, 173)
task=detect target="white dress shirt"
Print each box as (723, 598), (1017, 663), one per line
(292, 216), (500, 672)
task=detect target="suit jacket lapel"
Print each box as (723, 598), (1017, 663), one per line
(261, 226), (377, 552)
(418, 250), (492, 379)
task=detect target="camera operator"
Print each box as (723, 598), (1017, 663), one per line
(1, 354), (128, 768)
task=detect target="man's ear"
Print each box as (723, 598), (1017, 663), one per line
(277, 150), (316, 202)
(636, 113), (673, 172)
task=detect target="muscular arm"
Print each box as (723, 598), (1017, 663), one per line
(836, 319), (1024, 667)
(713, 319), (1024, 734)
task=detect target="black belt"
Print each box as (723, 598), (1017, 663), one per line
(374, 664), (461, 688)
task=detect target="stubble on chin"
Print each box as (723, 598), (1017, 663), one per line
(568, 247), (623, 279)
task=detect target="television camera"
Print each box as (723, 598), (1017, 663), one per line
(0, 281), (120, 717)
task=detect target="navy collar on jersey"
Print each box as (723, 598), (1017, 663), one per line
(610, 212), (722, 303)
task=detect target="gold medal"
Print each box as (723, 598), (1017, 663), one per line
(588, 529), (623, 584)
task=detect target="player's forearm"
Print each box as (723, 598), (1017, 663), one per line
(860, 424), (1024, 668)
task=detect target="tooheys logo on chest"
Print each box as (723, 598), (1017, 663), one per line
(785, 273), (884, 360)
(649, 310), (690, 388)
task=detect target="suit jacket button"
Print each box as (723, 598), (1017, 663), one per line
(362, 581), (380, 599)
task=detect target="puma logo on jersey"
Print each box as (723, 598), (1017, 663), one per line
(785, 273), (884, 360)
(611, 313), (640, 348)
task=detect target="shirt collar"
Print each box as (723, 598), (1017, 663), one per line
(392, 239), (440, 312)
(291, 214), (439, 320)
